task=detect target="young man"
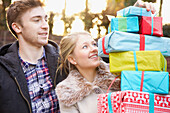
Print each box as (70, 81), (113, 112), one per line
(0, 0), (67, 113)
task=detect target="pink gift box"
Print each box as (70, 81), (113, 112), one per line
(98, 91), (170, 113)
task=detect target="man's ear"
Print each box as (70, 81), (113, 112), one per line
(68, 55), (77, 65)
(11, 22), (22, 34)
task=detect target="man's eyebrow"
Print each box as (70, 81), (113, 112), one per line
(31, 15), (48, 19)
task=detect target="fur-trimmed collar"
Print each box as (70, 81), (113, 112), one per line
(56, 61), (120, 106)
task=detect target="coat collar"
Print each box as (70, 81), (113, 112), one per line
(56, 61), (120, 106)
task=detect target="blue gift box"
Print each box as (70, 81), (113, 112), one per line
(121, 71), (169, 94)
(108, 17), (139, 33)
(117, 6), (152, 17)
(98, 31), (170, 57)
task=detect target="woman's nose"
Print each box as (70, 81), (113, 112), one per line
(90, 45), (98, 52)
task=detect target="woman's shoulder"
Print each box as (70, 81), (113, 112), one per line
(55, 70), (93, 107)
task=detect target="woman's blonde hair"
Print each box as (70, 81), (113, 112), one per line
(57, 31), (91, 75)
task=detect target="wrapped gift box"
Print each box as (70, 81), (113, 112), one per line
(121, 71), (169, 94)
(117, 6), (152, 17)
(139, 16), (163, 36)
(97, 90), (170, 113)
(109, 50), (167, 73)
(98, 31), (170, 58)
(108, 17), (139, 33)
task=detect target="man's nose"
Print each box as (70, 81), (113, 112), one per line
(41, 20), (49, 29)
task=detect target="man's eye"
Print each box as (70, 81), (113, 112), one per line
(33, 19), (40, 22)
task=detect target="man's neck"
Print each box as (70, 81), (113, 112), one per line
(19, 43), (44, 64)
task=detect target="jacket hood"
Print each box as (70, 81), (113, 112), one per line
(0, 43), (13, 56)
(0, 41), (19, 75)
(56, 61), (120, 107)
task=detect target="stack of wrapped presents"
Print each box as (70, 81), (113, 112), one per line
(97, 6), (170, 113)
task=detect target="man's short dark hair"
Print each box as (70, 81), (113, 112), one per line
(6, 0), (44, 38)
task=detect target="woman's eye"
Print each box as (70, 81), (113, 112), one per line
(82, 45), (87, 49)
(93, 43), (97, 47)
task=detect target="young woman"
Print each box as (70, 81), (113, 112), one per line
(55, 1), (156, 112)
(55, 31), (120, 113)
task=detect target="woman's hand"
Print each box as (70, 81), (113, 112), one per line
(134, 0), (156, 14)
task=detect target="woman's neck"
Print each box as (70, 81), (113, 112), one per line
(78, 67), (97, 83)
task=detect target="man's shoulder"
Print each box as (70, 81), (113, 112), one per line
(44, 40), (59, 53)
(48, 40), (59, 49)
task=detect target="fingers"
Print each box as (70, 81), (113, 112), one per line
(144, 2), (156, 14)
(143, 2), (150, 11)
(134, 0), (156, 14)
(134, 0), (145, 7)
(150, 3), (156, 14)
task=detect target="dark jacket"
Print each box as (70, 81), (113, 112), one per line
(0, 40), (67, 113)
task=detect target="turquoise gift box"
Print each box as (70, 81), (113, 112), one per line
(121, 71), (169, 94)
(117, 6), (152, 17)
(108, 17), (139, 33)
(98, 31), (170, 58)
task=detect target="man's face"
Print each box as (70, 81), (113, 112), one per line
(19, 6), (49, 47)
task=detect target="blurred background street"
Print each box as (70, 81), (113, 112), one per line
(0, 0), (170, 46)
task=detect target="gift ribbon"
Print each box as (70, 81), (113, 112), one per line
(102, 37), (109, 55)
(140, 8), (142, 16)
(133, 51), (138, 71)
(108, 90), (124, 113)
(149, 93), (154, 113)
(107, 75), (121, 113)
(151, 16), (154, 35)
(108, 93), (113, 113)
(140, 71), (144, 91)
(140, 34), (145, 50)
(118, 18), (127, 31)
(107, 75), (120, 93)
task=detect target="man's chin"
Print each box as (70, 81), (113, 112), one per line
(39, 40), (48, 46)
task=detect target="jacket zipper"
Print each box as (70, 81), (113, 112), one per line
(14, 77), (32, 113)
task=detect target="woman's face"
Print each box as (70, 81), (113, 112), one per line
(70, 34), (100, 70)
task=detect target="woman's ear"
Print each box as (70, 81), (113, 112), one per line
(11, 22), (22, 34)
(68, 55), (77, 65)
